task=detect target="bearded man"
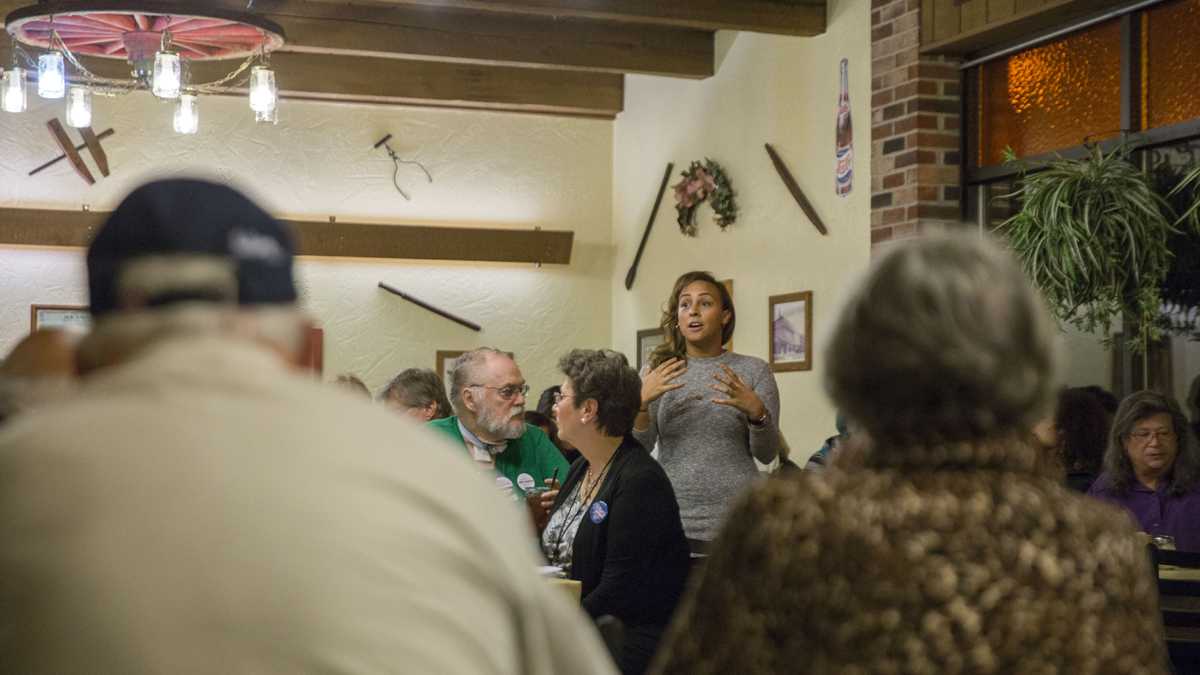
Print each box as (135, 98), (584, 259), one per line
(430, 348), (568, 502)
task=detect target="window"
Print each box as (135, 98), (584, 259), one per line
(965, 0), (1200, 231)
(971, 19), (1122, 167)
(1143, 0), (1200, 131)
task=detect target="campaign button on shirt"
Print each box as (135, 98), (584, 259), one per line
(590, 501), (608, 524)
(516, 473), (535, 491)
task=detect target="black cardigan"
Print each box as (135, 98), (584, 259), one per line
(549, 436), (690, 629)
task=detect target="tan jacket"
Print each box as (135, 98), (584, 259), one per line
(0, 335), (616, 675)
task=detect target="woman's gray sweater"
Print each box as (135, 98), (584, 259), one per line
(634, 351), (781, 542)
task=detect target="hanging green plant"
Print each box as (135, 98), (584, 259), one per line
(672, 159), (737, 236)
(1000, 143), (1196, 354)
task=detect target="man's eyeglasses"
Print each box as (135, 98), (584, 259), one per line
(1129, 429), (1175, 442)
(467, 383), (529, 400)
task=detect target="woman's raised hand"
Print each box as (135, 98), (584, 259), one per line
(641, 357), (687, 408)
(710, 364), (766, 420)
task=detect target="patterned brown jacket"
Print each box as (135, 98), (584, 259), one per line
(651, 442), (1169, 675)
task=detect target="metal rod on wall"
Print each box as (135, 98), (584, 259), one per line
(378, 282), (481, 332)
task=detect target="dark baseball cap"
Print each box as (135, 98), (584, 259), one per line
(87, 179), (297, 317)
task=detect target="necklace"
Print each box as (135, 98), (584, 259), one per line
(546, 447), (620, 566)
(578, 449), (618, 504)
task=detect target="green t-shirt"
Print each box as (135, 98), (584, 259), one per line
(427, 416), (570, 496)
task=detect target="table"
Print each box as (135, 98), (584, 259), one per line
(547, 577), (582, 602)
(1161, 565), (1200, 582)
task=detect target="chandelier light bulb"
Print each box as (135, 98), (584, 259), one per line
(254, 105), (277, 125)
(174, 94), (199, 134)
(37, 51), (66, 99)
(248, 65), (276, 113)
(2, 67), (28, 113)
(65, 86), (92, 128)
(152, 51), (182, 99)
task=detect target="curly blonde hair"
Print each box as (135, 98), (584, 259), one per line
(648, 271), (735, 369)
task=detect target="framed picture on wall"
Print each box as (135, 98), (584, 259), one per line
(769, 291), (812, 373)
(636, 328), (664, 372)
(436, 350), (466, 390)
(30, 304), (91, 334)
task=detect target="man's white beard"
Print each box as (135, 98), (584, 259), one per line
(478, 404), (525, 440)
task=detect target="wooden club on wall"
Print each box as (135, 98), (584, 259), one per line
(33, 118), (114, 186)
(765, 143), (828, 236)
(624, 162), (674, 290)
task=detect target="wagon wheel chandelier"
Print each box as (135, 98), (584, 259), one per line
(2, 1), (286, 134)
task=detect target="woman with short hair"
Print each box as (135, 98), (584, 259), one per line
(379, 368), (452, 421)
(542, 349), (689, 675)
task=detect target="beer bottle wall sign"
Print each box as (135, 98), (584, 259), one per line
(835, 58), (854, 197)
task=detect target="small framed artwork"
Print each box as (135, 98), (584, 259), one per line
(30, 304), (91, 334)
(436, 350), (467, 389)
(769, 291), (812, 373)
(636, 328), (664, 372)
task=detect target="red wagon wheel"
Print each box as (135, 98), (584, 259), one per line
(5, 1), (285, 61)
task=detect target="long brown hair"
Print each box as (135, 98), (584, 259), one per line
(648, 271), (735, 369)
(1101, 390), (1200, 495)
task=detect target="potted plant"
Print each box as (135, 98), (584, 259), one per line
(1000, 143), (1200, 360)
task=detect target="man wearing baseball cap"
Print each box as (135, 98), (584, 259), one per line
(0, 179), (616, 674)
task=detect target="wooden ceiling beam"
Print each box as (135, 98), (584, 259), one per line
(344, 0), (827, 36)
(0, 34), (624, 117)
(236, 1), (713, 78)
(2, 0), (712, 79)
(265, 52), (624, 117)
(0, 208), (575, 264)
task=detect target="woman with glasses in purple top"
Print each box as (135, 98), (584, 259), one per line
(1089, 389), (1200, 551)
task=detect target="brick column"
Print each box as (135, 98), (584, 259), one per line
(871, 0), (963, 249)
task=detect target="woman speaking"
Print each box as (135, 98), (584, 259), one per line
(634, 271), (781, 550)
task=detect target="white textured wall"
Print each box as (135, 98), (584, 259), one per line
(0, 92), (613, 397)
(611, 0), (872, 455)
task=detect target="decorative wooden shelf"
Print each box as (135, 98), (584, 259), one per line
(0, 207), (573, 265)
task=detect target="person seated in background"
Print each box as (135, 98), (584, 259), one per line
(650, 232), (1167, 675)
(543, 349), (689, 675)
(804, 413), (849, 472)
(429, 348), (568, 505)
(334, 373), (371, 398)
(525, 410), (580, 464)
(525, 410), (556, 440)
(0, 328), (78, 426)
(1030, 387), (1111, 492)
(537, 385), (561, 418)
(1089, 390), (1200, 551)
(0, 179), (616, 675)
(537, 384), (580, 463)
(1084, 384), (1120, 419)
(380, 367), (452, 421)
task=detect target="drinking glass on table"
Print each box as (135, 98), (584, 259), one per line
(1151, 534), (1177, 551)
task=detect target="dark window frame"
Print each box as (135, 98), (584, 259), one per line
(961, 3), (1200, 226)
